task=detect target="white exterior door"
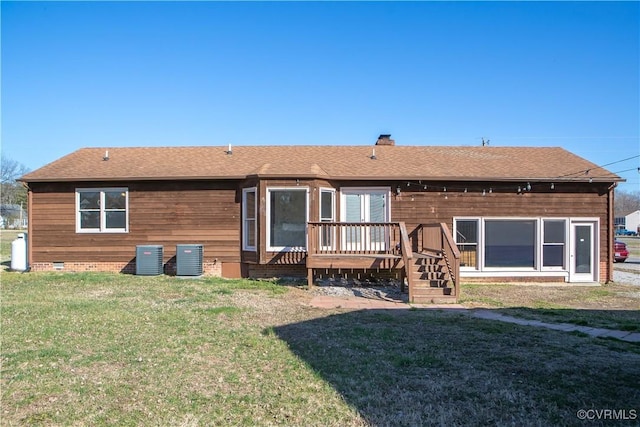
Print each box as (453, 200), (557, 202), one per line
(569, 222), (597, 282)
(340, 188), (390, 251)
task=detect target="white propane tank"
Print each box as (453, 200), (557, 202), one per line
(11, 233), (28, 272)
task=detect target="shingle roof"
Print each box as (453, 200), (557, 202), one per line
(20, 145), (621, 183)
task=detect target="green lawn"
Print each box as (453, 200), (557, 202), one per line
(2, 272), (639, 426)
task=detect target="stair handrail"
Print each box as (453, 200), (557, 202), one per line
(398, 222), (414, 299)
(439, 223), (461, 300)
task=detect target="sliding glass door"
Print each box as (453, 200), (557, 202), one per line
(340, 188), (389, 251)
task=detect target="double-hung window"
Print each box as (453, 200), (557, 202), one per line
(319, 188), (336, 249)
(243, 188), (257, 251)
(76, 188), (128, 233)
(542, 220), (566, 268)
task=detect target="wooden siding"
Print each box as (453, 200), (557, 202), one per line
(29, 181), (241, 265)
(28, 178), (614, 281)
(388, 181), (611, 264)
(253, 179), (612, 273)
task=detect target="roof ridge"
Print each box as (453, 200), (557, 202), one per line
(19, 145), (622, 183)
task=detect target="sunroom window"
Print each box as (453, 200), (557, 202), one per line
(455, 219), (478, 269)
(454, 217), (578, 274)
(267, 188), (308, 251)
(484, 220), (536, 268)
(77, 188), (128, 233)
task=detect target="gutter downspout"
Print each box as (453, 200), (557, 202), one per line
(25, 182), (33, 270)
(607, 183), (617, 283)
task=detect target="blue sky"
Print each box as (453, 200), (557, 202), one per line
(2, 1), (639, 191)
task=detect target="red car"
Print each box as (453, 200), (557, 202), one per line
(614, 240), (629, 263)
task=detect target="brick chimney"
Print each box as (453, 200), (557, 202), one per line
(375, 134), (395, 146)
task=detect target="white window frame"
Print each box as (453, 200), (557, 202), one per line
(454, 216), (577, 279)
(541, 218), (568, 271)
(76, 188), (129, 233)
(568, 218), (600, 283)
(242, 187), (257, 251)
(482, 218), (539, 271)
(453, 218), (480, 270)
(266, 187), (309, 252)
(339, 187), (391, 251)
(319, 188), (336, 250)
(339, 187), (391, 223)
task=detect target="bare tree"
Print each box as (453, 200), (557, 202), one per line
(1, 156), (29, 184)
(615, 189), (640, 217)
(1, 156), (29, 216)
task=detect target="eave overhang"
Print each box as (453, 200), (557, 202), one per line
(19, 174), (625, 184)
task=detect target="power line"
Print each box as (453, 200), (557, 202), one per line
(555, 154), (639, 179)
(598, 155), (640, 169)
(600, 167), (640, 176)
(591, 167), (640, 178)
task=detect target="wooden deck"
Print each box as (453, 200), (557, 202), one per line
(306, 222), (460, 303)
(306, 253), (402, 269)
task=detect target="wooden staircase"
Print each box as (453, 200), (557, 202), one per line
(306, 221), (460, 304)
(409, 252), (457, 304)
(403, 223), (461, 304)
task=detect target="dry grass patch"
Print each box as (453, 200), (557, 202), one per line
(274, 309), (639, 426)
(2, 273), (361, 426)
(2, 272), (639, 426)
(461, 282), (640, 330)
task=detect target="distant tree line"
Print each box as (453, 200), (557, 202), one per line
(615, 188), (640, 217)
(1, 156), (29, 227)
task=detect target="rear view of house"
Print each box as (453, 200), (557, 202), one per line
(20, 135), (622, 302)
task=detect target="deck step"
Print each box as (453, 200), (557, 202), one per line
(414, 273), (445, 279)
(412, 251), (443, 259)
(413, 280), (449, 288)
(414, 264), (443, 272)
(411, 294), (458, 304)
(412, 285), (453, 295)
(411, 281), (455, 304)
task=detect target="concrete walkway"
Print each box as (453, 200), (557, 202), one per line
(308, 295), (640, 343)
(471, 309), (640, 343)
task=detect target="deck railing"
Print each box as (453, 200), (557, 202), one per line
(418, 223), (461, 299)
(307, 222), (403, 256)
(307, 222), (413, 288)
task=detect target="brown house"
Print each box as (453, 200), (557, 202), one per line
(20, 135), (622, 302)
